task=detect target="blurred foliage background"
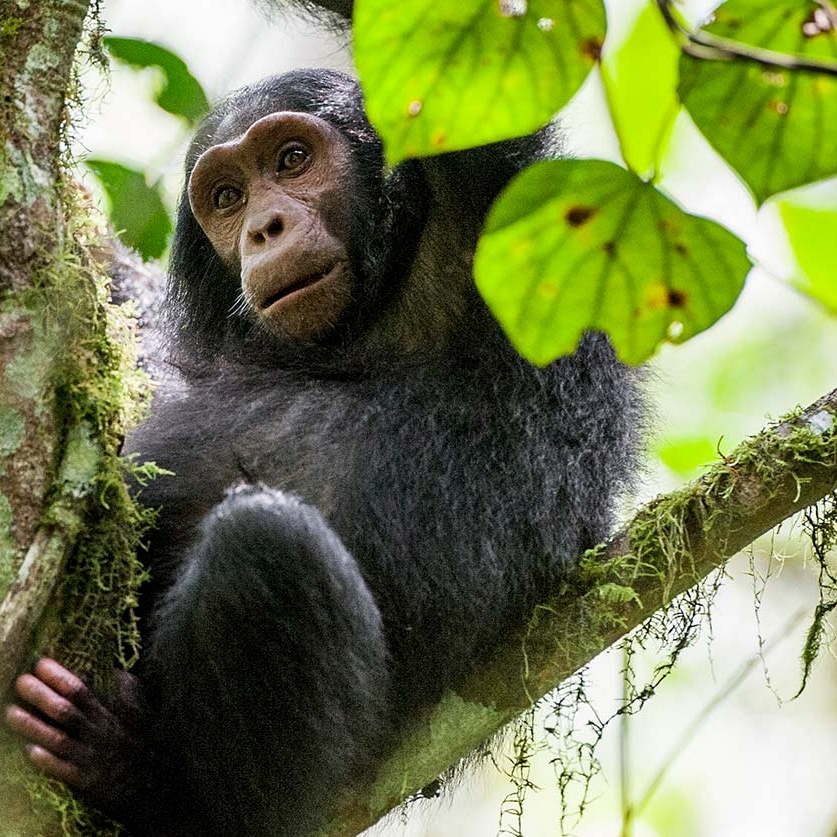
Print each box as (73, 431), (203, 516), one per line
(75, 0), (837, 834)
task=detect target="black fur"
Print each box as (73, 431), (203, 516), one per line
(117, 67), (642, 836)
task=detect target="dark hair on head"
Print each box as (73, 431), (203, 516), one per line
(184, 69), (381, 176)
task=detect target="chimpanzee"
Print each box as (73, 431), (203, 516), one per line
(5, 65), (641, 836)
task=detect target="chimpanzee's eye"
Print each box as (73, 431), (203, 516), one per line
(278, 145), (310, 174)
(213, 186), (243, 210)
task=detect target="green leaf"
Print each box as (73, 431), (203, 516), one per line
(474, 159), (750, 365)
(678, 0), (837, 203)
(657, 436), (718, 475)
(779, 197), (837, 313)
(354, 0), (605, 162)
(86, 159), (173, 261)
(600, 3), (680, 177)
(104, 36), (210, 125)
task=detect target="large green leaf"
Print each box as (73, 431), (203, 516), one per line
(354, 0), (605, 162)
(474, 159), (750, 365)
(86, 159), (172, 261)
(678, 0), (837, 204)
(600, 3), (680, 178)
(105, 36), (210, 125)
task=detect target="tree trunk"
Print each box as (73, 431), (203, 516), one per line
(0, 3), (146, 833)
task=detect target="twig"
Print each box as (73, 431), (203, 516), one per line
(656, 0), (837, 77)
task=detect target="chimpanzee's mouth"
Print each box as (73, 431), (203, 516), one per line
(260, 263), (338, 311)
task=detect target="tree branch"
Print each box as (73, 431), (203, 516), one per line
(322, 388), (837, 836)
(656, 0), (837, 77)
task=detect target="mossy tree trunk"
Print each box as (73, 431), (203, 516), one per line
(1, 2), (145, 834)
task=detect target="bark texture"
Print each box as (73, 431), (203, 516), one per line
(0, 0), (92, 692)
(1, 4), (145, 835)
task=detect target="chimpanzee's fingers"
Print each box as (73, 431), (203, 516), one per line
(25, 743), (93, 790)
(4, 703), (81, 761)
(13, 673), (93, 738)
(32, 658), (113, 724)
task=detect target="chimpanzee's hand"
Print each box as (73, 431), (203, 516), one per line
(4, 657), (148, 816)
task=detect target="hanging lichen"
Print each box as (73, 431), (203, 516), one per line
(798, 491), (837, 694)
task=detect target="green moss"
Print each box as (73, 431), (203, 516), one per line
(497, 708), (538, 837)
(537, 401), (837, 827)
(0, 406), (25, 460)
(0, 6), (157, 834)
(0, 17), (24, 39)
(0, 146), (27, 205)
(4, 319), (56, 403)
(0, 735), (58, 836)
(24, 43), (62, 76)
(594, 581), (642, 606)
(582, 402), (837, 619)
(56, 421), (102, 498)
(0, 494), (16, 594)
(579, 481), (698, 619)
(369, 692), (504, 812)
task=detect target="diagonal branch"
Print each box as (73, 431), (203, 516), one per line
(322, 387), (837, 836)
